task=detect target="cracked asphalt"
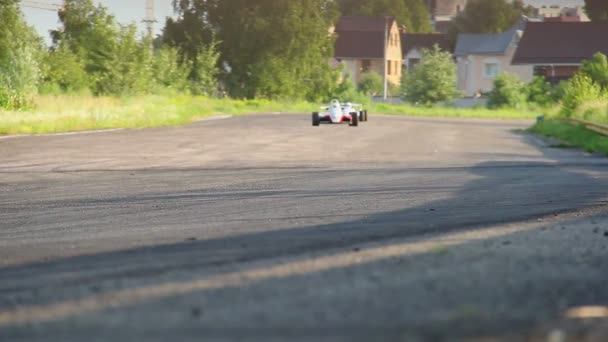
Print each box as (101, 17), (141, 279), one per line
(1, 114), (608, 341)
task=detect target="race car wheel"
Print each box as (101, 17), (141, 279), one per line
(364, 110), (368, 121)
(350, 112), (358, 127)
(312, 112), (320, 126)
(358, 111), (364, 122)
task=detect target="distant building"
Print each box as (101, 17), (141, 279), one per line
(427, 0), (467, 19)
(427, 0), (467, 33)
(512, 22), (608, 83)
(401, 33), (451, 73)
(454, 17), (537, 97)
(334, 16), (403, 86)
(524, 0), (590, 21)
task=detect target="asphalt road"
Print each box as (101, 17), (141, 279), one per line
(1, 114), (608, 341)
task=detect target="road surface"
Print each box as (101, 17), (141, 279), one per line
(1, 114), (608, 341)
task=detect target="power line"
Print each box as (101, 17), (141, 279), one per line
(19, 0), (64, 11)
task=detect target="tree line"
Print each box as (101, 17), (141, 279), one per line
(1, 0), (607, 110)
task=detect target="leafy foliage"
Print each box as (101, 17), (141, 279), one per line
(40, 44), (89, 94)
(357, 72), (383, 96)
(525, 76), (560, 108)
(338, 0), (432, 32)
(561, 73), (605, 116)
(580, 52), (608, 90)
(0, 0), (42, 109)
(584, 0), (608, 22)
(402, 46), (458, 105)
(167, 0), (339, 100)
(448, 0), (532, 43)
(189, 43), (220, 96)
(96, 25), (155, 96)
(152, 46), (191, 93)
(487, 72), (526, 109)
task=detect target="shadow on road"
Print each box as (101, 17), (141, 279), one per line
(1, 132), (608, 340)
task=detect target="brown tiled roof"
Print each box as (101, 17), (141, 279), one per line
(512, 22), (608, 65)
(402, 33), (451, 55)
(334, 16), (395, 59)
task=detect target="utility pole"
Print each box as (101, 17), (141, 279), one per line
(143, 0), (156, 39)
(383, 16), (388, 101)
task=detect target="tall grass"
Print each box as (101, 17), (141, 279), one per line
(372, 103), (540, 119)
(0, 95), (311, 135)
(0, 94), (542, 136)
(530, 120), (608, 155)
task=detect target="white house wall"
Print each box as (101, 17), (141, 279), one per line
(457, 46), (533, 97)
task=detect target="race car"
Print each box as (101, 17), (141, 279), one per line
(312, 99), (368, 127)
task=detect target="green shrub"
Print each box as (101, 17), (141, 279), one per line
(40, 44), (89, 93)
(526, 76), (558, 107)
(580, 52), (608, 90)
(402, 45), (458, 106)
(152, 46), (191, 93)
(561, 73), (605, 116)
(327, 75), (370, 105)
(188, 43), (219, 96)
(487, 72), (526, 109)
(357, 72), (383, 96)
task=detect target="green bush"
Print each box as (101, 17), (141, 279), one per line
(580, 52), (608, 90)
(40, 44), (89, 93)
(357, 72), (383, 96)
(188, 43), (219, 96)
(402, 45), (458, 106)
(487, 72), (526, 109)
(152, 46), (191, 93)
(561, 73), (605, 116)
(526, 76), (559, 107)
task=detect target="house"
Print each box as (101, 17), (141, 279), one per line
(526, 2), (590, 22)
(512, 22), (608, 83)
(454, 17), (536, 97)
(334, 16), (403, 86)
(401, 33), (451, 73)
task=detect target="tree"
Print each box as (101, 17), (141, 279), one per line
(580, 52), (608, 90)
(448, 0), (533, 43)
(487, 72), (526, 109)
(168, 0), (339, 100)
(338, 0), (432, 32)
(402, 45), (458, 105)
(96, 25), (155, 96)
(51, 0), (121, 95)
(0, 0), (42, 108)
(584, 0), (608, 22)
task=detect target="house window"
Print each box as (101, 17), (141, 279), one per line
(388, 60), (392, 75)
(484, 62), (499, 78)
(361, 59), (371, 72)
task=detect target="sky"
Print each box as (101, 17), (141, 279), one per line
(21, 0), (175, 45)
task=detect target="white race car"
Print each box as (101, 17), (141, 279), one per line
(312, 99), (368, 127)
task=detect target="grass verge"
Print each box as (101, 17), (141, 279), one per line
(0, 95), (312, 135)
(372, 103), (540, 119)
(529, 119), (608, 155)
(0, 95), (541, 136)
